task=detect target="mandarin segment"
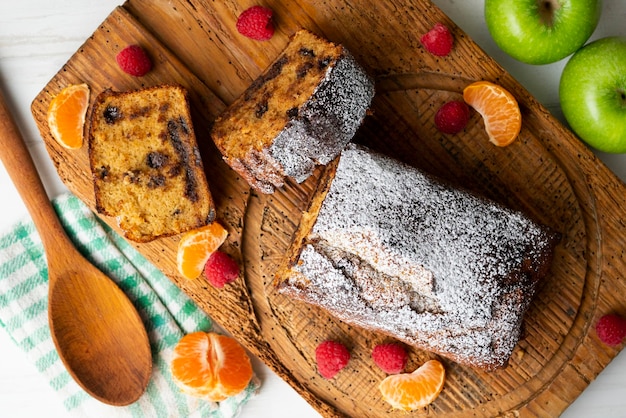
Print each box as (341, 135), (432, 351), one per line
(176, 221), (228, 279)
(46, 83), (90, 149)
(379, 359), (445, 411)
(170, 331), (253, 402)
(463, 80), (521, 147)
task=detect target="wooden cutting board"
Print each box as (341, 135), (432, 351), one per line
(30, 0), (626, 416)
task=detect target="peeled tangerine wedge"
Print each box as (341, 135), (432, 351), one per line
(379, 359), (445, 411)
(177, 221), (228, 279)
(47, 83), (90, 149)
(170, 331), (253, 402)
(463, 80), (521, 147)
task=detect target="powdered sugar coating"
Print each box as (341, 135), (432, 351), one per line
(269, 52), (374, 184)
(284, 145), (556, 369)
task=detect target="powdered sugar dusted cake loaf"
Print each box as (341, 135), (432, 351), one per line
(211, 29), (374, 194)
(89, 85), (215, 242)
(276, 145), (558, 370)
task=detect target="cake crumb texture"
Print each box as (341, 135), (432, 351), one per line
(89, 85), (215, 242)
(211, 29), (374, 194)
(277, 145), (558, 370)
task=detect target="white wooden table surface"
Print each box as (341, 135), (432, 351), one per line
(1, 1), (625, 417)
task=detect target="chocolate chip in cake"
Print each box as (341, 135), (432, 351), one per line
(266, 55), (288, 80)
(179, 117), (191, 135)
(183, 167), (199, 202)
(246, 56), (288, 101)
(103, 105), (123, 124)
(167, 117), (191, 142)
(168, 163), (183, 177)
(167, 118), (200, 202)
(123, 169), (142, 185)
(147, 174), (166, 188)
(97, 165), (110, 180)
(318, 57), (332, 70)
(296, 61), (314, 78)
(130, 105), (152, 120)
(167, 119), (183, 145)
(299, 47), (316, 57)
(146, 151), (169, 169)
(286, 107), (299, 118)
(255, 99), (269, 118)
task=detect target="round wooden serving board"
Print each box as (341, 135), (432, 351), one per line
(30, 1), (626, 416)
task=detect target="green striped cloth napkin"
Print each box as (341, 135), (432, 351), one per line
(0, 193), (259, 417)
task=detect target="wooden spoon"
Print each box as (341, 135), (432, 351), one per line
(0, 88), (152, 405)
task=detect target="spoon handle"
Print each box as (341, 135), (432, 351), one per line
(0, 88), (70, 258)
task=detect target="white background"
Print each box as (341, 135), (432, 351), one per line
(1, 1), (625, 417)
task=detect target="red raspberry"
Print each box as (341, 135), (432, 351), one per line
(204, 251), (240, 288)
(236, 6), (275, 41)
(420, 23), (454, 57)
(434, 100), (471, 134)
(596, 314), (626, 346)
(371, 343), (408, 374)
(116, 45), (152, 77)
(315, 340), (350, 379)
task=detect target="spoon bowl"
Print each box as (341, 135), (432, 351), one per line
(48, 257), (152, 405)
(0, 87), (152, 405)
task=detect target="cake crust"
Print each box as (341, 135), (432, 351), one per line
(88, 85), (215, 242)
(276, 145), (558, 370)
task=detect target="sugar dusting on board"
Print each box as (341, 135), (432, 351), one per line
(282, 145), (557, 369)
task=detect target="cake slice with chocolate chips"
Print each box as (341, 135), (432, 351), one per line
(88, 85), (215, 242)
(211, 29), (375, 194)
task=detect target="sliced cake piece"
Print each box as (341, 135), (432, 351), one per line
(211, 29), (375, 194)
(276, 144), (558, 370)
(88, 85), (215, 242)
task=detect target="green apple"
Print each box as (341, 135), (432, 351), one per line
(560, 37), (626, 153)
(485, 0), (602, 65)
